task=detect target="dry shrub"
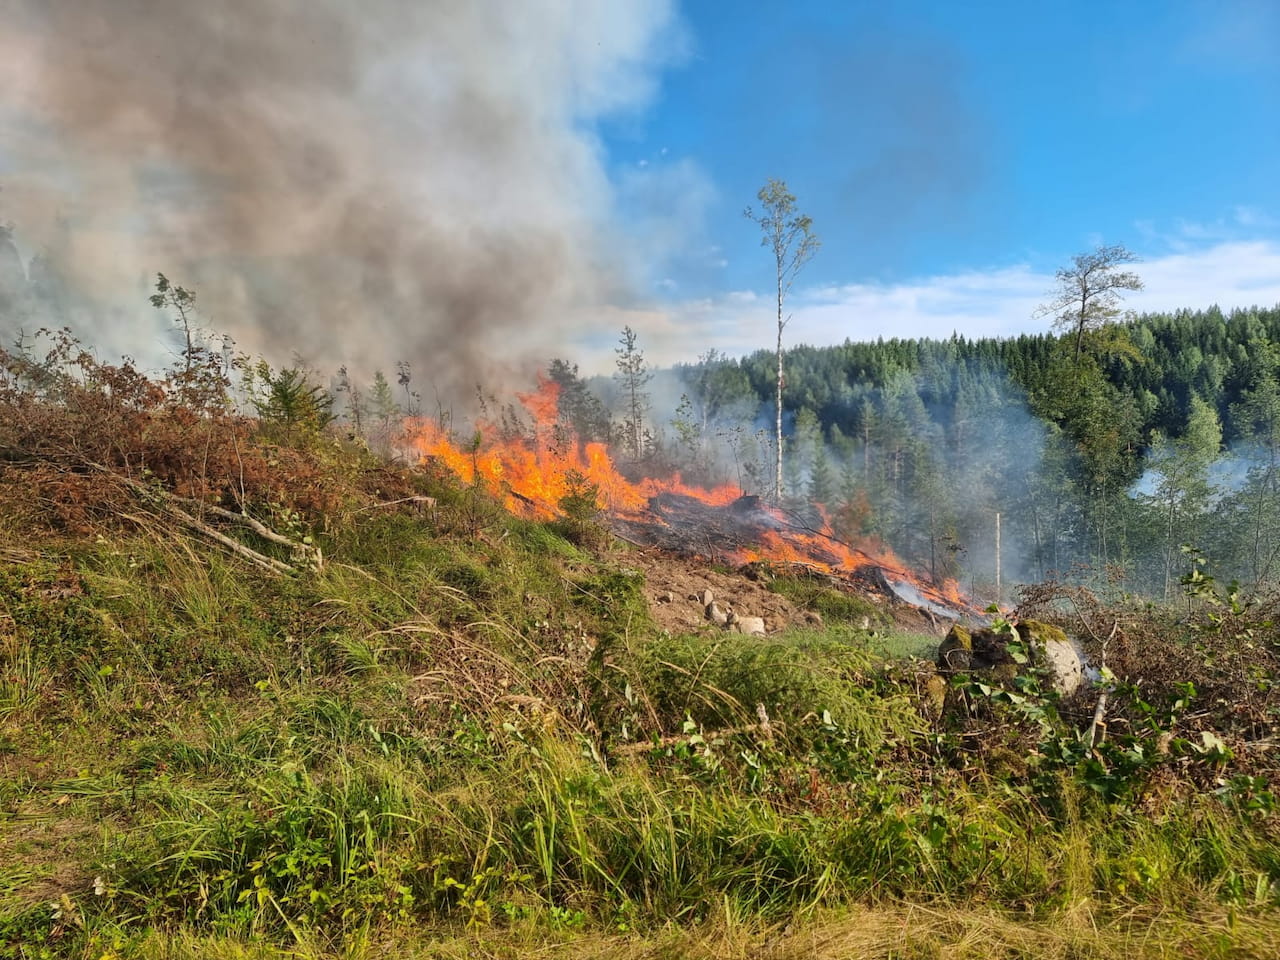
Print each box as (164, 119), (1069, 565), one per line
(1018, 577), (1280, 779)
(0, 329), (376, 538)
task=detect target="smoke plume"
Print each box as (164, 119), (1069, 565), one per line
(0, 0), (682, 399)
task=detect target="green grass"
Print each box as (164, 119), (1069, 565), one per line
(765, 572), (885, 625)
(867, 628), (939, 661)
(3, 500), (1279, 958)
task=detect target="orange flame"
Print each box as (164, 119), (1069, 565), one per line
(409, 376), (746, 521)
(408, 376), (978, 614)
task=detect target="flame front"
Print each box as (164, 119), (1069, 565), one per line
(410, 376), (739, 521)
(408, 376), (972, 614)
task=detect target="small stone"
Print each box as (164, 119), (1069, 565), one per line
(656, 591), (675, 603)
(706, 601), (729, 626)
(734, 616), (767, 636)
(697, 588), (714, 606)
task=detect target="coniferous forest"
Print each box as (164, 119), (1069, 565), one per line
(621, 304), (1280, 601)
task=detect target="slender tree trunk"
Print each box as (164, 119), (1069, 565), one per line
(995, 510), (1002, 604)
(928, 504), (937, 583)
(775, 293), (784, 502)
(629, 381), (641, 458)
(1029, 495), (1044, 581)
(1097, 479), (1110, 572)
(1252, 471), (1266, 585)
(1253, 456), (1277, 587)
(1051, 495), (1061, 574)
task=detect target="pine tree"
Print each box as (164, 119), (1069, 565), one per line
(369, 370), (401, 454)
(248, 362), (336, 443)
(614, 326), (652, 459)
(335, 365), (369, 439)
(548, 358), (611, 443)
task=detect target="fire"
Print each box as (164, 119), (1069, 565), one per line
(410, 376), (738, 521)
(408, 376), (978, 616)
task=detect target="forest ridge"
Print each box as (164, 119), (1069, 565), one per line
(602, 303), (1280, 599)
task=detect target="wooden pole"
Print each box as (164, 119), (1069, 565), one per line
(995, 511), (1002, 605)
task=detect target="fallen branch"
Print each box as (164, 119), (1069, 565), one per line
(170, 503), (297, 575)
(81, 461), (305, 575)
(166, 492), (307, 551)
(607, 529), (648, 549)
(73, 463), (300, 576)
(612, 720), (787, 756)
(122, 508), (296, 576)
(1087, 688), (1110, 748)
(355, 495), (438, 516)
(1086, 620), (1120, 748)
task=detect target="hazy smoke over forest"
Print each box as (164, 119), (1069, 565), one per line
(0, 0), (681, 398)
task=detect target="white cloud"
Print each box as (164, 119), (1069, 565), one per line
(577, 238), (1280, 371)
(1130, 241), (1280, 312)
(1233, 206), (1276, 229)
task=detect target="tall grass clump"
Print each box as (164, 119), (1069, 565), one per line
(634, 627), (916, 748)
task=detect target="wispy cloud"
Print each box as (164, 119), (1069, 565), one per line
(583, 235), (1280, 372)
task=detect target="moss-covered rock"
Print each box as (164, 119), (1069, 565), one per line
(937, 624), (972, 672)
(923, 670), (947, 716)
(1015, 619), (1069, 647)
(934, 619), (1084, 697)
(1017, 619), (1083, 696)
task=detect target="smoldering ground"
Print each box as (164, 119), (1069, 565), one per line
(0, 0), (683, 402)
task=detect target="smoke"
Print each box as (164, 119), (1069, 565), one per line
(0, 0), (683, 400)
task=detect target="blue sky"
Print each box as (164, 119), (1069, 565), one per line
(595, 0), (1280, 362)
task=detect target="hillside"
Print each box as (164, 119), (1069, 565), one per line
(2, 337), (1280, 959)
(656, 304), (1280, 599)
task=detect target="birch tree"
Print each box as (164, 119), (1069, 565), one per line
(1144, 396), (1221, 599)
(745, 179), (820, 502)
(1036, 244), (1143, 364)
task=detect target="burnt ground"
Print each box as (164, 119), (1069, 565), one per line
(609, 492), (974, 638)
(618, 543), (948, 639)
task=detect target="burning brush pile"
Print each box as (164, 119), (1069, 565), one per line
(411, 377), (981, 623)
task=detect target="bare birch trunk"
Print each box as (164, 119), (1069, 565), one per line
(775, 293), (784, 503)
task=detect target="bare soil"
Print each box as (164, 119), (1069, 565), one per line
(620, 547), (811, 635)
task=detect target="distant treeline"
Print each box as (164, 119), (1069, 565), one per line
(617, 305), (1280, 599)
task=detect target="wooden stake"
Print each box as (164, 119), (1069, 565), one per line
(995, 511), (1002, 605)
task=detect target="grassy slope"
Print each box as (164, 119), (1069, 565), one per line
(1, 449), (1279, 958)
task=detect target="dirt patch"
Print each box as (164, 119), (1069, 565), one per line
(620, 546), (952, 640)
(621, 549), (820, 635)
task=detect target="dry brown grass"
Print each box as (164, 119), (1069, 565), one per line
(132, 902), (1280, 960)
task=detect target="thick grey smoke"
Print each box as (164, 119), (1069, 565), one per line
(0, 0), (682, 399)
